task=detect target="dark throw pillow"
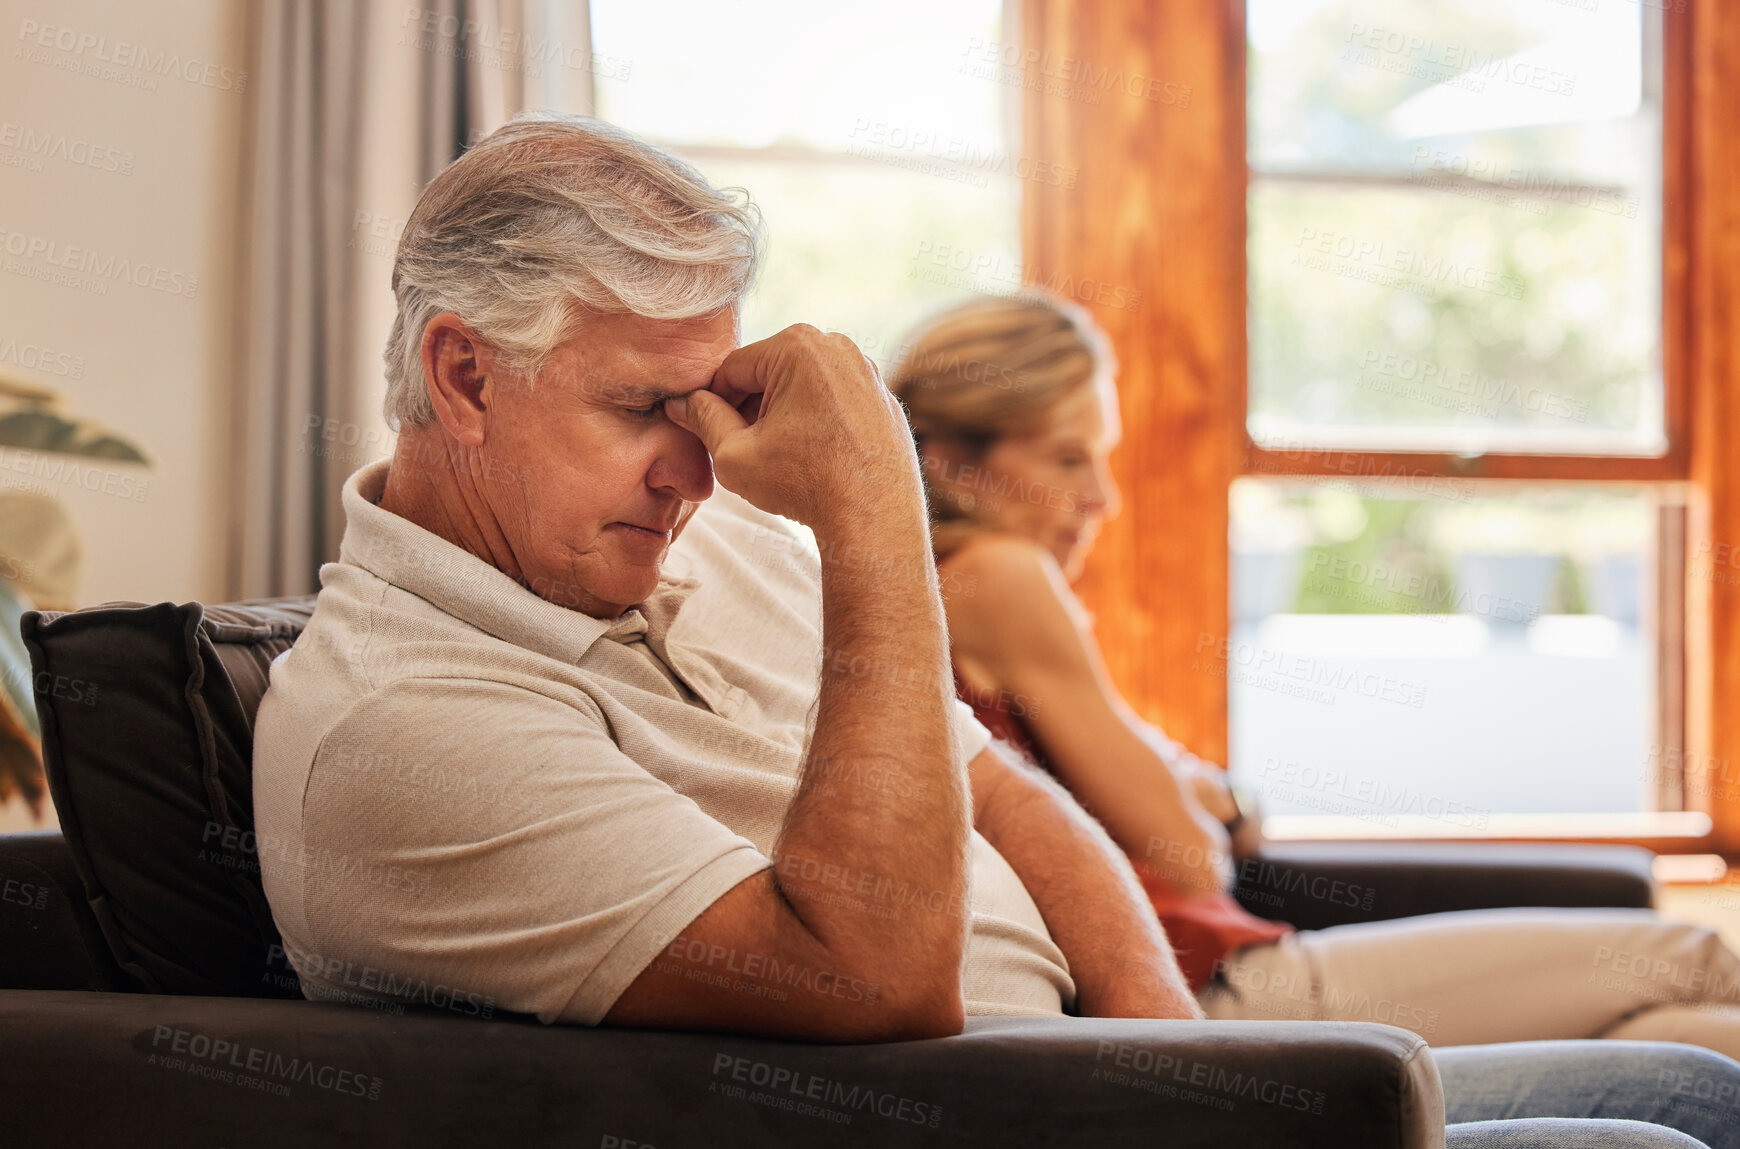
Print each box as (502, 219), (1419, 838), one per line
(23, 596), (316, 998)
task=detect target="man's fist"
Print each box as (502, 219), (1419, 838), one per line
(665, 325), (922, 532)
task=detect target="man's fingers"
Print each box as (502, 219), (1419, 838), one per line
(665, 388), (748, 453)
(708, 341), (774, 411)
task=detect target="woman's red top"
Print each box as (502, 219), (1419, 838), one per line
(955, 668), (1292, 992)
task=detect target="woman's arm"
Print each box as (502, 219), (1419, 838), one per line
(943, 535), (1231, 897)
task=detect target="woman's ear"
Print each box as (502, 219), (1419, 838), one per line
(419, 313), (494, 447)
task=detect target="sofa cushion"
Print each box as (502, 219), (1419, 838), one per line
(23, 597), (315, 997)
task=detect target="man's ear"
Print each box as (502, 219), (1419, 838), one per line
(420, 313), (495, 447)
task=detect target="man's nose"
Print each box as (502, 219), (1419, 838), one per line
(649, 419), (715, 502)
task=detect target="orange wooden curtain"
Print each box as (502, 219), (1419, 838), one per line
(1019, 0), (1244, 766)
(1685, 1), (1740, 853)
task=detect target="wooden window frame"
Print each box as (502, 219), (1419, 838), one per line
(1021, 0), (1740, 856)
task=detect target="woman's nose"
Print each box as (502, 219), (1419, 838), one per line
(1085, 462), (1122, 521)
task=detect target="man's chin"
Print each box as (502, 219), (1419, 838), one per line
(592, 563), (666, 614)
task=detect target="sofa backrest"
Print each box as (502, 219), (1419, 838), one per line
(0, 829), (129, 991)
(24, 597), (316, 997)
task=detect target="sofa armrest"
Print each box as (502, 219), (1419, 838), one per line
(0, 989), (1444, 1148)
(1234, 841), (1657, 931)
(0, 831), (131, 991)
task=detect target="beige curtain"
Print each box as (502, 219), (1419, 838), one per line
(227, 0), (525, 598)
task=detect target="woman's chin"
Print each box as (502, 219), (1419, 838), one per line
(1057, 542), (1092, 583)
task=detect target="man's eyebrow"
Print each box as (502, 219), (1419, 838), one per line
(589, 380), (692, 404)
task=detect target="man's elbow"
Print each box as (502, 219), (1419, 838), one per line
(826, 928), (969, 1041)
(832, 958), (966, 1042)
(896, 988), (966, 1040)
(851, 989), (965, 1043)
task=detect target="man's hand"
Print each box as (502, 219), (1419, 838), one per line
(665, 325), (921, 534)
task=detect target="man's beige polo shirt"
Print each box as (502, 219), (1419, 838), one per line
(254, 459), (1075, 1025)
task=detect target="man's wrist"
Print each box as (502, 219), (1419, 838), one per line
(811, 504), (938, 599)
(810, 491), (927, 550)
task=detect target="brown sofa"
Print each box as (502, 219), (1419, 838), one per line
(0, 596), (1656, 1147)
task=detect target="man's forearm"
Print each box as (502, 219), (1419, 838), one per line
(971, 742), (1202, 1019)
(772, 508), (971, 1003)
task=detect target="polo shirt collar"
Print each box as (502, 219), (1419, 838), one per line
(336, 460), (699, 667)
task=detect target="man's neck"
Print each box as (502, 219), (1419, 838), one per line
(378, 430), (527, 586)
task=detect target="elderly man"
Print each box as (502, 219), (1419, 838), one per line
(253, 113), (1197, 1039)
(250, 116), (1740, 1147)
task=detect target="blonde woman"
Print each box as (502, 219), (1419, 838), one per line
(887, 293), (1740, 1058)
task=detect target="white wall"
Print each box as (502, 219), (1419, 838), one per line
(0, 0), (246, 607)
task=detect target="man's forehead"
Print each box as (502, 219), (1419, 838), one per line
(564, 309), (739, 398)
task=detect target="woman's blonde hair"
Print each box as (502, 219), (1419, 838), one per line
(886, 293), (1115, 557)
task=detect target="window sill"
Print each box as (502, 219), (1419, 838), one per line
(1263, 810), (1713, 853)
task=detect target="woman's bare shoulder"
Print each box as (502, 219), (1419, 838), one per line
(939, 533), (1086, 659)
(943, 532), (1065, 596)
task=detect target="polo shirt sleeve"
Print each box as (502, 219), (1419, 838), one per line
(952, 698), (993, 766)
(295, 676), (773, 1025)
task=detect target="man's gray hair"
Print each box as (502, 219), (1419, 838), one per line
(382, 112), (763, 429)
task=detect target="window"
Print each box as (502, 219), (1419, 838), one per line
(1231, 479), (1662, 824)
(1247, 0), (1663, 457)
(1232, 0), (1686, 831)
(581, 0), (1020, 373)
